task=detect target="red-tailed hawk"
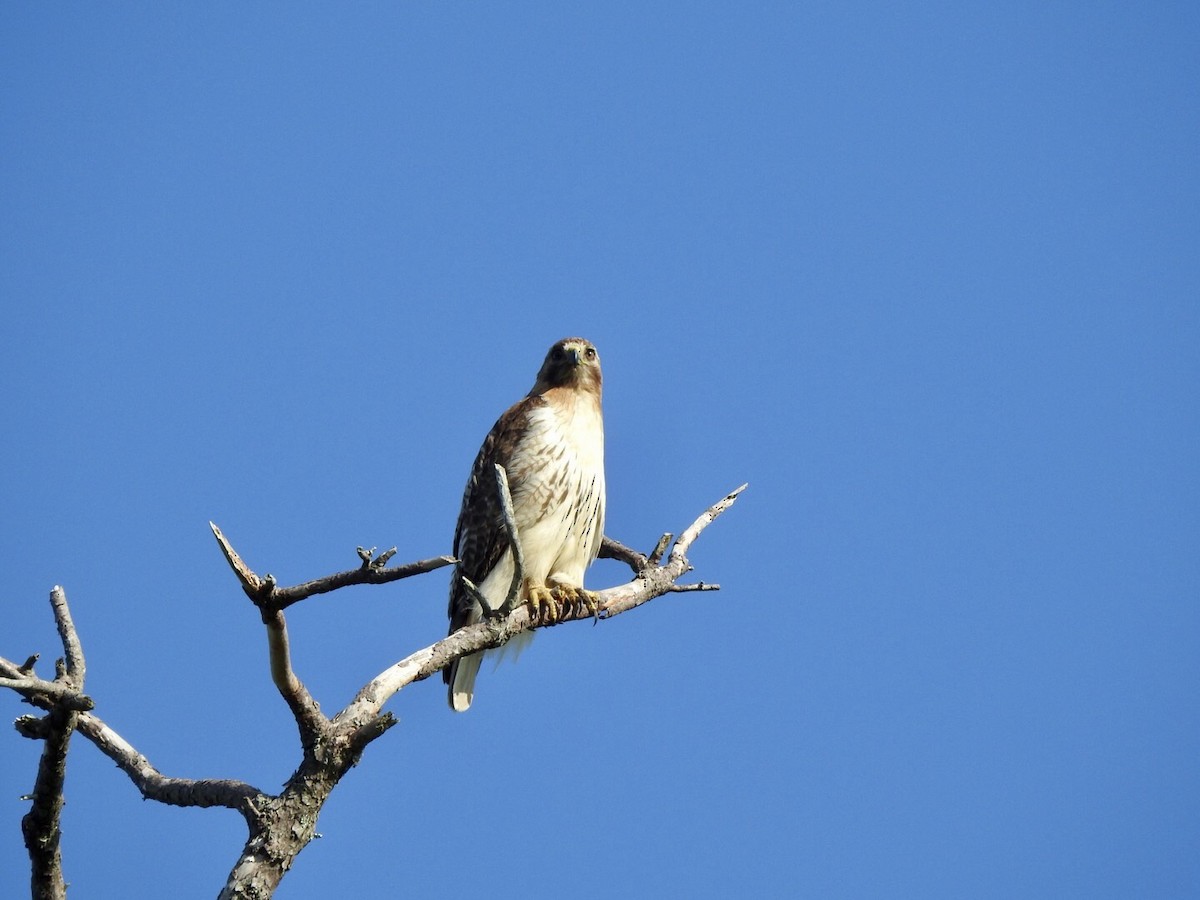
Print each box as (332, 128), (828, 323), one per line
(445, 337), (606, 711)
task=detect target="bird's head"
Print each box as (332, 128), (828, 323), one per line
(532, 337), (602, 396)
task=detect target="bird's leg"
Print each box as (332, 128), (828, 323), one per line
(524, 579), (559, 625)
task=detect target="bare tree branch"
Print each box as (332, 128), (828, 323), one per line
(22, 703), (74, 900)
(605, 484), (745, 617)
(494, 463), (528, 615)
(668, 581), (720, 592)
(12, 587), (88, 900)
(49, 586), (84, 685)
(74, 711), (263, 812)
(649, 532), (674, 565)
(208, 522), (454, 611)
(0, 675), (93, 711)
(4, 486), (745, 898)
(205, 526), (459, 751)
(598, 535), (647, 572)
(209, 522), (266, 594)
(338, 484), (748, 724)
(4, 589), (268, 899)
(266, 553), (456, 610)
(14, 715), (52, 741)
(261, 608), (329, 748)
(208, 484), (745, 896)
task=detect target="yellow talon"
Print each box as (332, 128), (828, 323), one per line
(567, 588), (599, 621)
(525, 585), (558, 624)
(547, 585), (601, 620)
(525, 584), (601, 624)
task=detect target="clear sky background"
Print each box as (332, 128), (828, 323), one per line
(3, 5), (1197, 898)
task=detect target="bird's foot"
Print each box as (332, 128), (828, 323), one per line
(526, 585), (560, 625)
(552, 585), (602, 622)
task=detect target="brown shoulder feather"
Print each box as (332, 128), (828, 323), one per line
(445, 395), (546, 636)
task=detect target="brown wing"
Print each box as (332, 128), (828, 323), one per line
(444, 395), (546, 664)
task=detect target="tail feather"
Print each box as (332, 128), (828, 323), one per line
(448, 651), (483, 712)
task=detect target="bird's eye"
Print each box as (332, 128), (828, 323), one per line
(585, 347), (596, 360)
(551, 347), (564, 360)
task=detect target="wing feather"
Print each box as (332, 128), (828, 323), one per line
(444, 396), (547, 655)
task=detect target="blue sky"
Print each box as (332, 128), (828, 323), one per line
(3, 4), (1198, 898)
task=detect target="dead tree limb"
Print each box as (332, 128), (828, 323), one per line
(78, 711), (265, 811)
(210, 484), (745, 897)
(208, 522), (454, 611)
(2, 485), (745, 899)
(3, 587), (86, 900)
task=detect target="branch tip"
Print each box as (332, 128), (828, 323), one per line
(349, 713), (397, 752)
(14, 714), (50, 740)
(669, 483), (747, 564)
(648, 533), (673, 565)
(460, 575), (494, 617)
(49, 585), (85, 686)
(210, 522), (264, 595)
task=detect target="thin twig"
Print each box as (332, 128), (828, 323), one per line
(494, 464), (527, 614)
(458, 574), (494, 617)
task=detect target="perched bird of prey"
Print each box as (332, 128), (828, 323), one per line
(445, 337), (606, 712)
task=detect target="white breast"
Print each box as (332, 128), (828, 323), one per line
(509, 394), (606, 588)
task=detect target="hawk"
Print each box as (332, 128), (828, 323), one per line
(445, 337), (606, 712)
